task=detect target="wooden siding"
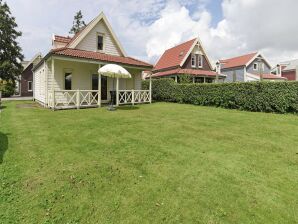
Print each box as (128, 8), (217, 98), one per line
(282, 70), (296, 81)
(182, 54), (212, 71)
(33, 64), (46, 104)
(76, 20), (122, 56)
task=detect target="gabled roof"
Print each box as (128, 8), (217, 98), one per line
(280, 59), (298, 71)
(220, 52), (258, 69)
(23, 53), (42, 71)
(66, 12), (127, 57)
(220, 52), (272, 70)
(154, 39), (196, 71)
(153, 37), (213, 72)
(50, 48), (152, 68)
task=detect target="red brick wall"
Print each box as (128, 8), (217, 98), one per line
(282, 70), (296, 81)
(20, 63), (33, 97)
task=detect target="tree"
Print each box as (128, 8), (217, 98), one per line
(70, 10), (86, 34)
(0, 0), (24, 83)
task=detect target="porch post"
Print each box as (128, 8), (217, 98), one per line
(149, 73), (152, 104)
(116, 77), (119, 106)
(98, 65), (101, 107)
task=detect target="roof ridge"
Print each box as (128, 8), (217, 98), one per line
(55, 35), (72, 39)
(165, 38), (197, 52)
(221, 52), (258, 61)
(126, 56), (152, 66)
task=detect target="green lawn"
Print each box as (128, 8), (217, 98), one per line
(0, 101), (297, 224)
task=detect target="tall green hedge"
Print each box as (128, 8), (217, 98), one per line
(143, 79), (298, 113)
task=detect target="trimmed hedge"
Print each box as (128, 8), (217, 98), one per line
(142, 79), (298, 113)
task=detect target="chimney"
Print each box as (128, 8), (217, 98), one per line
(276, 64), (281, 77)
(216, 61), (221, 74)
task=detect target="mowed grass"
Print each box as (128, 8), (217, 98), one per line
(0, 101), (298, 224)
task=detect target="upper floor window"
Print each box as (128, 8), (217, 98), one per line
(253, 63), (258, 70)
(191, 54), (196, 67)
(97, 34), (104, 51)
(65, 73), (72, 90)
(198, 54), (203, 68)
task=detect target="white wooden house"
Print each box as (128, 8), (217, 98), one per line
(33, 12), (152, 110)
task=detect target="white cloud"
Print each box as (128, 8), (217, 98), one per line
(5, 0), (298, 66)
(145, 0), (298, 65)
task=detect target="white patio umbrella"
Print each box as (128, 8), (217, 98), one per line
(98, 64), (131, 79)
(98, 64), (132, 110)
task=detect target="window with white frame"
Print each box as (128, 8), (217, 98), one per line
(97, 34), (104, 51)
(28, 81), (32, 92)
(65, 73), (72, 90)
(191, 54), (196, 67)
(253, 63), (258, 70)
(198, 54), (203, 68)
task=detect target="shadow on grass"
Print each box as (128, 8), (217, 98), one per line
(0, 132), (8, 164)
(117, 106), (140, 111)
(0, 105), (7, 110)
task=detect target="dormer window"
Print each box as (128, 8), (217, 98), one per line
(191, 54), (196, 68)
(198, 54), (203, 68)
(97, 34), (104, 51)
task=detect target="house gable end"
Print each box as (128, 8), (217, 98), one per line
(68, 12), (126, 57)
(180, 38), (213, 70)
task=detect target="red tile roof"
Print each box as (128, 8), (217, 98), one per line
(54, 35), (72, 43)
(51, 48), (152, 68)
(154, 38), (197, 71)
(152, 68), (222, 78)
(262, 74), (287, 80)
(220, 52), (258, 69)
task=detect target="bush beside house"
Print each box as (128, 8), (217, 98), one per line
(0, 80), (15, 97)
(143, 79), (298, 113)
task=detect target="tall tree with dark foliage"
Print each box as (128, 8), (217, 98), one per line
(70, 10), (86, 34)
(0, 0), (24, 83)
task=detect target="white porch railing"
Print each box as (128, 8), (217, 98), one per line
(118, 90), (151, 105)
(48, 89), (151, 110)
(48, 90), (100, 110)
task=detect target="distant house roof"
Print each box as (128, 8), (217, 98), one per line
(220, 52), (258, 69)
(49, 47), (152, 68)
(54, 35), (72, 43)
(154, 38), (197, 71)
(280, 59), (298, 71)
(152, 68), (224, 78)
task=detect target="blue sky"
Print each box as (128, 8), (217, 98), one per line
(5, 0), (298, 65)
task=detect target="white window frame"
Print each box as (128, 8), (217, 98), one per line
(191, 54), (196, 68)
(28, 81), (33, 92)
(97, 33), (105, 52)
(253, 63), (258, 70)
(198, 54), (203, 68)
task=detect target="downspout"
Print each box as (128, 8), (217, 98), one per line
(296, 66), (298, 81)
(44, 61), (48, 107)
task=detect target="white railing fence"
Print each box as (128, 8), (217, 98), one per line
(118, 90), (151, 105)
(49, 90), (100, 110)
(48, 89), (151, 110)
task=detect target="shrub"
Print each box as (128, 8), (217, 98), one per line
(0, 80), (15, 97)
(142, 79), (298, 113)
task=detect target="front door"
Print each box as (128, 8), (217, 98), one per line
(92, 75), (108, 100)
